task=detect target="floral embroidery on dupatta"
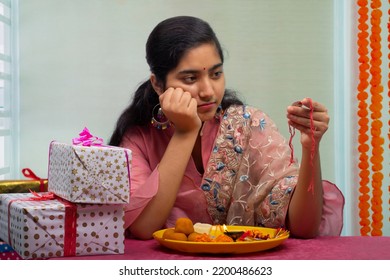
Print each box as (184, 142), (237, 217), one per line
(201, 105), (262, 224)
(201, 105), (298, 227)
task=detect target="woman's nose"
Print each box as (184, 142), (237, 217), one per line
(198, 78), (214, 98)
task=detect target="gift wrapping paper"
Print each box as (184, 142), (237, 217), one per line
(0, 240), (21, 260)
(0, 192), (125, 259)
(48, 141), (131, 204)
(0, 240), (13, 252)
(0, 251), (22, 260)
(0, 180), (48, 194)
(0, 168), (48, 194)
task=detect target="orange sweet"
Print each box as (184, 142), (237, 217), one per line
(174, 217), (194, 235)
(162, 228), (176, 239)
(169, 232), (188, 241)
(162, 228), (188, 241)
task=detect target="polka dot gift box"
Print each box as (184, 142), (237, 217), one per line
(0, 241), (22, 260)
(0, 192), (125, 259)
(48, 137), (131, 204)
(0, 240), (13, 252)
(0, 251), (22, 260)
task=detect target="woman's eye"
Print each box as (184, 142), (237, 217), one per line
(212, 71), (223, 79)
(183, 76), (196, 83)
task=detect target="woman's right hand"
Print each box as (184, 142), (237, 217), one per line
(130, 88), (201, 239)
(159, 87), (202, 134)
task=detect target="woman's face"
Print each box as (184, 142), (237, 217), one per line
(164, 43), (225, 122)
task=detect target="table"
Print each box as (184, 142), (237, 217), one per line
(52, 236), (390, 260)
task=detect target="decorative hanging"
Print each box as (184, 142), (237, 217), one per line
(357, 0), (385, 236)
(387, 0), (390, 225)
(357, 0), (372, 236)
(368, 0), (384, 236)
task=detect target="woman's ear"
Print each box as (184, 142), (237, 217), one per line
(150, 74), (163, 95)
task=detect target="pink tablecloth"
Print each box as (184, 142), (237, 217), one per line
(52, 236), (390, 260)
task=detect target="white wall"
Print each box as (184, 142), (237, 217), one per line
(18, 0), (335, 187)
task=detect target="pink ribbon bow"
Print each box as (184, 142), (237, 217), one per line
(72, 127), (103, 146)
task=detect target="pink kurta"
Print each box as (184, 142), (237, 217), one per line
(120, 105), (344, 235)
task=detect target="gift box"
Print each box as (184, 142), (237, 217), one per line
(0, 241), (13, 252)
(0, 240), (21, 260)
(0, 251), (22, 260)
(48, 141), (131, 204)
(0, 192), (125, 259)
(0, 168), (48, 194)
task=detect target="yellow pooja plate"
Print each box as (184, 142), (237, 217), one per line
(153, 225), (289, 254)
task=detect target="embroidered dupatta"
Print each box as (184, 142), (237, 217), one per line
(201, 105), (299, 228)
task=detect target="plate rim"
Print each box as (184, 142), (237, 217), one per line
(153, 225), (289, 254)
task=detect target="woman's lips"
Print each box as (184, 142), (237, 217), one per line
(197, 102), (216, 110)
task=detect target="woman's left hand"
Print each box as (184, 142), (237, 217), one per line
(286, 97), (330, 149)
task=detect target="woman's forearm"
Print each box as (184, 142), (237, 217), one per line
(287, 146), (323, 238)
(129, 130), (199, 239)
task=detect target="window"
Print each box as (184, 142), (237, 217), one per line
(0, 0), (18, 179)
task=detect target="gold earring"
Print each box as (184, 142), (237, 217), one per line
(151, 104), (171, 130)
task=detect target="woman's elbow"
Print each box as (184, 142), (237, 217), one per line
(288, 221), (320, 239)
(128, 225), (155, 240)
(290, 228), (319, 239)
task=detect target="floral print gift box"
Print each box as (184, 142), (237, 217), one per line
(0, 192), (125, 259)
(48, 141), (131, 204)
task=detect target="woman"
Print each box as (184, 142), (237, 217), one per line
(109, 16), (344, 240)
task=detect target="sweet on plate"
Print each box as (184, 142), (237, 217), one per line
(161, 218), (288, 243)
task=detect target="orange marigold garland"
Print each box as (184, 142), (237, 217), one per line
(357, 0), (371, 236)
(368, 0), (384, 236)
(387, 0), (390, 224)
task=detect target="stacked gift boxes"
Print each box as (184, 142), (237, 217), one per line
(0, 137), (131, 259)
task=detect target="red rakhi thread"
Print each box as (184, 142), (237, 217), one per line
(307, 99), (316, 194)
(288, 98), (316, 193)
(288, 125), (296, 166)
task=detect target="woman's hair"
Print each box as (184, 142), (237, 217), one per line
(109, 16), (243, 146)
